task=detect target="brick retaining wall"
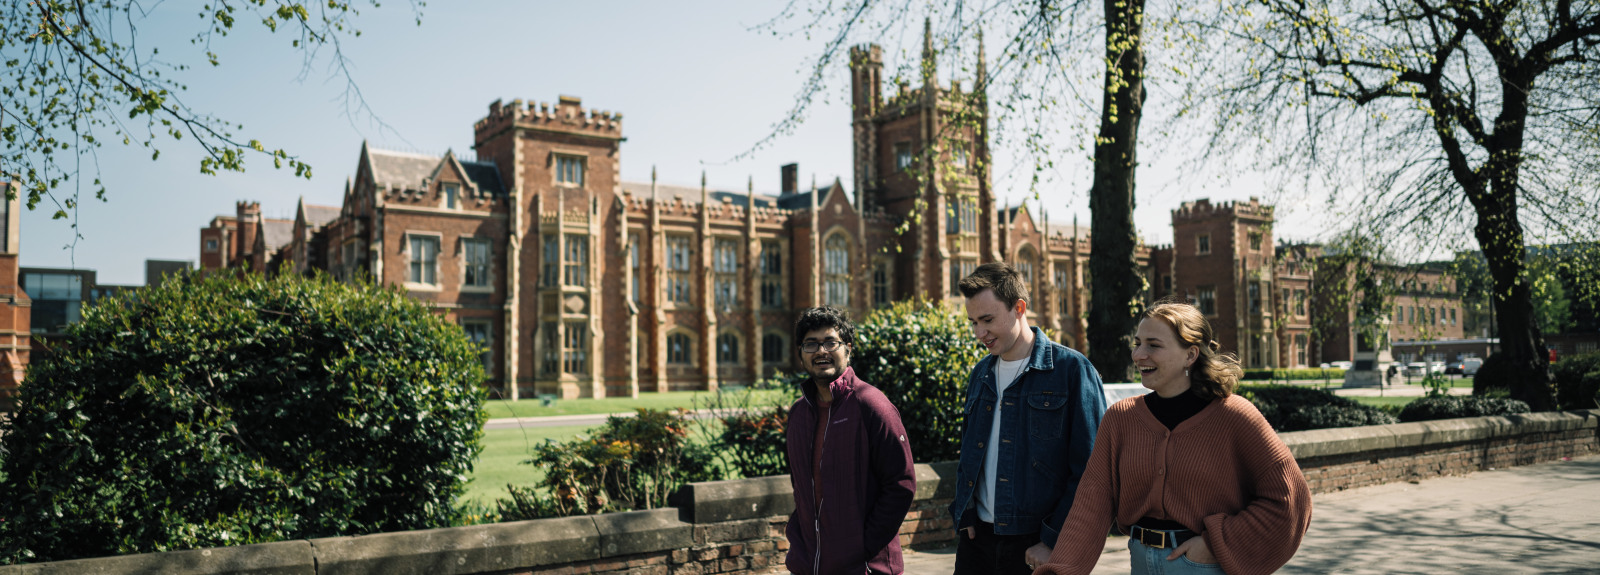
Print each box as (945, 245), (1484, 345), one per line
(2, 410), (1594, 575)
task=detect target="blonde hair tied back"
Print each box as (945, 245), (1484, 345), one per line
(1144, 302), (1243, 400)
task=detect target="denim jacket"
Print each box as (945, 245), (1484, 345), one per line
(948, 327), (1107, 547)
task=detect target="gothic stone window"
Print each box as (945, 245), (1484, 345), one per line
(564, 234), (588, 287)
(564, 322), (588, 374)
(717, 332), (739, 365)
(951, 259), (977, 297)
(667, 235), (693, 304)
(894, 142), (913, 170)
(408, 235), (440, 286)
(463, 238), (491, 288)
(542, 235), (559, 287)
(629, 233), (641, 304)
(825, 234), (850, 307)
(667, 332), (692, 364)
(1196, 286), (1216, 316)
(760, 240), (783, 308)
(762, 333), (786, 365)
(872, 260), (891, 307)
(714, 238), (739, 309)
(556, 155), (585, 186)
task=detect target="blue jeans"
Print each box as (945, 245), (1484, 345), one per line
(1128, 533), (1223, 574)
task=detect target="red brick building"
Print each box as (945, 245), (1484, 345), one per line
(201, 31), (1463, 396)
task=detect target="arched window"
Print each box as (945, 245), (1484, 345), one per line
(825, 234), (850, 307)
(1016, 246), (1037, 296)
(667, 332), (692, 364)
(762, 333), (787, 364)
(717, 332), (740, 365)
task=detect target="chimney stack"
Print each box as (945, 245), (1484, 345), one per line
(781, 163), (799, 196)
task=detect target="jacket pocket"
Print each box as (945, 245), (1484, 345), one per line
(1026, 393), (1068, 439)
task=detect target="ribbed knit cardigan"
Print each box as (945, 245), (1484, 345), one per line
(1033, 394), (1312, 575)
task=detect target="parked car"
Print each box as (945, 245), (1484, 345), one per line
(1406, 362), (1430, 377)
(1462, 357), (1484, 376)
(1329, 360), (1353, 370)
(1428, 361), (1447, 375)
(1444, 361), (1464, 375)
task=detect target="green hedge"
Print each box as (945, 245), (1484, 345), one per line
(1398, 396), (1531, 422)
(1241, 368), (1346, 381)
(854, 299), (987, 463)
(0, 274), (487, 564)
(1552, 352), (1600, 410)
(1238, 384), (1398, 432)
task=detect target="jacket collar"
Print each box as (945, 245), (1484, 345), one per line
(801, 366), (857, 405)
(1025, 327), (1056, 371)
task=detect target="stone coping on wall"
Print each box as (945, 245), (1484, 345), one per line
(1281, 409), (1599, 460)
(2, 411), (1595, 575)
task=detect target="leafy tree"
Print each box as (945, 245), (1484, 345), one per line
(0, 273), (486, 564)
(0, 0), (418, 215)
(1190, 0), (1600, 410)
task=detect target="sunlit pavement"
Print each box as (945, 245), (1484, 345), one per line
(901, 455), (1600, 575)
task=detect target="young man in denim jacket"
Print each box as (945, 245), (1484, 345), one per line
(950, 263), (1107, 574)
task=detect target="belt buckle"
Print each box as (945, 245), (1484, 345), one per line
(1139, 527), (1169, 549)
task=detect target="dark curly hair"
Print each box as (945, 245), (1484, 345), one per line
(794, 306), (856, 355)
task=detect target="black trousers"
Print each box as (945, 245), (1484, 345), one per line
(953, 520), (1037, 575)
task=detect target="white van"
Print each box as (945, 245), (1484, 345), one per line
(1462, 357), (1484, 376)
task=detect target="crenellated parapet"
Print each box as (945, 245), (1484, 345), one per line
(475, 96), (623, 143)
(1172, 197), (1275, 223)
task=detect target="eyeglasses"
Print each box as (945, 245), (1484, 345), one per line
(799, 340), (847, 354)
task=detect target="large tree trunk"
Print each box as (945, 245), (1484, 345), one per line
(1086, 0), (1146, 383)
(1460, 71), (1556, 411)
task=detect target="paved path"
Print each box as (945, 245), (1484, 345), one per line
(903, 455), (1600, 574)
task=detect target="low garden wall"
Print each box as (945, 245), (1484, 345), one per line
(3, 409), (1595, 575)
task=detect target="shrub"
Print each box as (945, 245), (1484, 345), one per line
(496, 409), (718, 521)
(1551, 352), (1600, 410)
(1238, 385), (1397, 432)
(1241, 368), (1346, 381)
(694, 379), (795, 480)
(1398, 395), (1531, 422)
(0, 274), (487, 564)
(854, 299), (987, 463)
(1472, 353), (1518, 396)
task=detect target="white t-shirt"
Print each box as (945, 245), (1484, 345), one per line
(977, 355), (1029, 522)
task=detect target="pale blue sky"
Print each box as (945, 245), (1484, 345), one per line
(20, 0), (1322, 284)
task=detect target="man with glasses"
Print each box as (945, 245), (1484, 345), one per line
(784, 307), (916, 575)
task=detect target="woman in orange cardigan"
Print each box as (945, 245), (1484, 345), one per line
(1032, 302), (1312, 575)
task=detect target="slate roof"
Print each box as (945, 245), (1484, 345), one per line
(619, 181), (779, 208)
(775, 183), (841, 210)
(260, 219), (295, 254)
(302, 204), (341, 229)
(1044, 222), (1091, 240)
(366, 148), (506, 196)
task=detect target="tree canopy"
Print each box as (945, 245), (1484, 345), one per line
(0, 0), (419, 217)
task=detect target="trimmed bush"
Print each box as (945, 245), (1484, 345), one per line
(1241, 368), (1346, 381)
(1552, 352), (1600, 410)
(0, 274), (487, 564)
(1238, 385), (1398, 432)
(854, 299), (987, 463)
(1398, 395), (1531, 422)
(496, 409), (719, 521)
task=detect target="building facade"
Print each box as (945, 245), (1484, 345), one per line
(201, 35), (1466, 397)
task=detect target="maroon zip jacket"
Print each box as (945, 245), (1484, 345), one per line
(785, 367), (917, 575)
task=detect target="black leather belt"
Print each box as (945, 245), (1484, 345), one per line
(1129, 525), (1197, 549)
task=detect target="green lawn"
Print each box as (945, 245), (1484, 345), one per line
(483, 389), (792, 420)
(462, 418), (738, 506)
